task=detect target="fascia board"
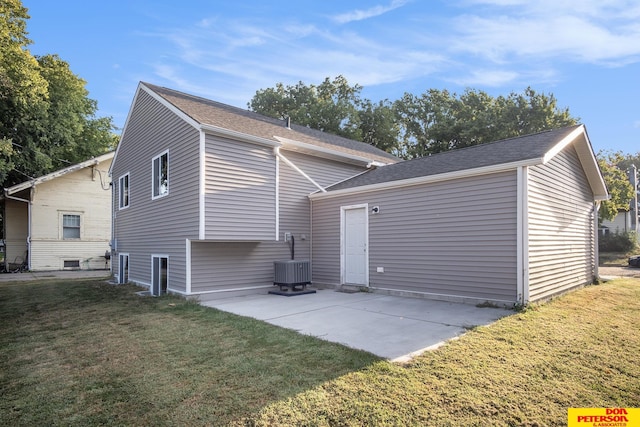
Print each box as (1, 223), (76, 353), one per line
(110, 82), (202, 176)
(140, 83), (201, 130)
(310, 158), (541, 200)
(6, 151), (114, 195)
(543, 124), (608, 199)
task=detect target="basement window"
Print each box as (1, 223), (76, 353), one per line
(64, 260), (80, 269)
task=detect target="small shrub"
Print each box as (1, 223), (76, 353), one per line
(599, 230), (639, 253)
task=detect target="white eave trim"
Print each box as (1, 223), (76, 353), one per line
(543, 124), (608, 200)
(5, 151), (114, 196)
(310, 158), (542, 200)
(274, 135), (393, 167)
(542, 125), (585, 164)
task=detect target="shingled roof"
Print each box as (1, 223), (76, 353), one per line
(141, 83), (398, 164)
(324, 125), (606, 197)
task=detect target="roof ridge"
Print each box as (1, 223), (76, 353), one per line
(401, 124), (583, 162)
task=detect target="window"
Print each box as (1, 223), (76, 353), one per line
(118, 254), (129, 284)
(152, 255), (168, 296)
(152, 151), (169, 198)
(64, 260), (80, 269)
(119, 173), (129, 209)
(62, 214), (81, 239)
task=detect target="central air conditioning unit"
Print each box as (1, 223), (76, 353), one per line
(274, 260), (311, 291)
(273, 234), (312, 293)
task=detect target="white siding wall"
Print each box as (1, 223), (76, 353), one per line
(111, 90), (200, 291)
(527, 146), (595, 301)
(312, 171), (519, 303)
(29, 158), (112, 270)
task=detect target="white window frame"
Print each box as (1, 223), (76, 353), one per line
(151, 254), (169, 296)
(119, 172), (130, 209)
(152, 150), (169, 200)
(60, 212), (82, 240)
(118, 253), (129, 284)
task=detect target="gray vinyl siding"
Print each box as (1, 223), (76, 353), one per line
(111, 90), (200, 292)
(190, 150), (366, 293)
(527, 146), (595, 301)
(312, 171), (518, 302)
(204, 135), (276, 240)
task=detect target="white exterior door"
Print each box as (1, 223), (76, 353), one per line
(342, 205), (368, 285)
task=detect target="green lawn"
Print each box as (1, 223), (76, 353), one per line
(1, 277), (639, 426)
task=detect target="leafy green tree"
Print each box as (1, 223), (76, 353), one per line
(597, 151), (635, 222)
(0, 0), (117, 187)
(394, 87), (577, 158)
(249, 75), (364, 140)
(357, 99), (400, 155)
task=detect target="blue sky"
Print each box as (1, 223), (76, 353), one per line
(23, 0), (640, 154)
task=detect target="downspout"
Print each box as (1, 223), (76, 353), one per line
(4, 189), (32, 270)
(274, 147), (327, 193)
(594, 201), (601, 281)
(110, 178), (115, 275)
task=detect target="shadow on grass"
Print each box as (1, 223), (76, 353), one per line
(0, 279), (381, 426)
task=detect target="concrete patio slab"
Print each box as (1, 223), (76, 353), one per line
(201, 289), (513, 361)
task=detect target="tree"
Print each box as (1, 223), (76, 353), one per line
(249, 75), (364, 140)
(357, 99), (400, 155)
(394, 87), (577, 158)
(616, 152), (640, 172)
(597, 151), (635, 222)
(0, 0), (117, 187)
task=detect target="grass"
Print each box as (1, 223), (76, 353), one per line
(600, 251), (636, 266)
(0, 279), (379, 426)
(1, 277), (639, 426)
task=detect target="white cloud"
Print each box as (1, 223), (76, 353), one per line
(143, 0), (640, 106)
(450, 1), (640, 66)
(331, 0), (409, 24)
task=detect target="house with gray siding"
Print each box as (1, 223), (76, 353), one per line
(310, 124), (608, 305)
(110, 82), (607, 306)
(109, 82), (397, 297)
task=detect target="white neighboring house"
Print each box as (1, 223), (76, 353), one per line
(2, 152), (114, 271)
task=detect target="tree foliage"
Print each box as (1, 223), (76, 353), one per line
(0, 0), (117, 187)
(597, 151), (636, 222)
(250, 76), (578, 160)
(249, 76), (364, 140)
(394, 87), (577, 158)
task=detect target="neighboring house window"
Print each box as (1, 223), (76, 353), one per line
(62, 214), (81, 239)
(152, 151), (169, 198)
(119, 173), (130, 209)
(64, 260), (80, 269)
